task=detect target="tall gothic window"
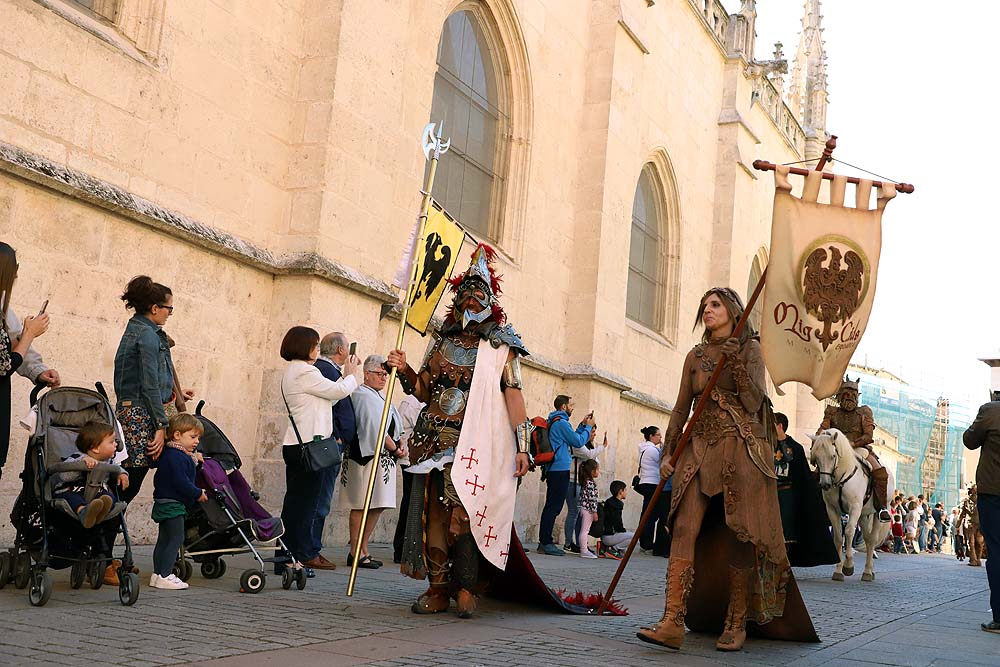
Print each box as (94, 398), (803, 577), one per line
(428, 10), (507, 240)
(627, 167), (665, 330)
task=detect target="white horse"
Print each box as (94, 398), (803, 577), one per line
(808, 429), (891, 582)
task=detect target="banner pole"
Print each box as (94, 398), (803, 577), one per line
(347, 123), (450, 597)
(596, 138), (836, 615)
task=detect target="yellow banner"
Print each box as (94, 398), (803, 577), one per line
(406, 203), (466, 334)
(760, 167), (896, 400)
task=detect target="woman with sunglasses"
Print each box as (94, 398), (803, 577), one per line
(114, 275), (179, 502)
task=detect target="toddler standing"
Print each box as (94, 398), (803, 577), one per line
(577, 459), (600, 559)
(150, 413), (206, 590)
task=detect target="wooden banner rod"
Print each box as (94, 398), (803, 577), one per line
(752, 160), (915, 194)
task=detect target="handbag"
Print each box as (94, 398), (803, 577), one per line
(631, 450), (645, 491)
(281, 385), (342, 473)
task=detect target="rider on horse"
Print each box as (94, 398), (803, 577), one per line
(817, 377), (891, 523)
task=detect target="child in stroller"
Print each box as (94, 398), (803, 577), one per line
(52, 421), (129, 528)
(0, 384), (140, 607)
(171, 401), (307, 593)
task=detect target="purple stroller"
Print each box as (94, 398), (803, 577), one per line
(172, 401), (306, 593)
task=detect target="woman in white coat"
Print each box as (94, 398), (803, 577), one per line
(343, 355), (408, 569)
(278, 326), (359, 573)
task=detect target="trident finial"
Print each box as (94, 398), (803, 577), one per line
(421, 121), (451, 161)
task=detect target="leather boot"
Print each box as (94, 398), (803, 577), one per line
(411, 584), (450, 614)
(636, 556), (693, 650)
(872, 468), (890, 522)
(716, 565), (752, 651)
(454, 588), (476, 619)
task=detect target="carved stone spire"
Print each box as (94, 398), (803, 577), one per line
(787, 0), (829, 160)
(726, 0), (757, 61)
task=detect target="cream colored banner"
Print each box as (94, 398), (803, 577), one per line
(760, 167), (897, 400)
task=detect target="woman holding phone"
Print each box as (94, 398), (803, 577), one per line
(0, 243), (50, 478)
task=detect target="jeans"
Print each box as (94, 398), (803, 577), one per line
(280, 445), (324, 562)
(310, 463), (341, 556)
(539, 470), (570, 546)
(563, 482), (582, 547)
(893, 535), (903, 553)
(153, 515), (185, 576)
(978, 493), (1000, 622)
(637, 483), (671, 555)
(917, 522), (927, 551)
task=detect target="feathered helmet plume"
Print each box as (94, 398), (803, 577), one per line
(445, 243), (506, 325)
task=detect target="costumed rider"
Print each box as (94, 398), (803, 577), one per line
(817, 377), (890, 522)
(386, 243), (531, 619)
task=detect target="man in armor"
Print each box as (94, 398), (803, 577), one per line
(386, 244), (531, 618)
(817, 377), (890, 522)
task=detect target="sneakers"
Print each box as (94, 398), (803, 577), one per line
(599, 547), (622, 560)
(982, 621), (1000, 634)
(538, 544), (565, 556)
(580, 549), (598, 559)
(150, 573), (189, 590)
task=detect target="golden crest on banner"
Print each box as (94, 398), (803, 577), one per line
(405, 202), (466, 334)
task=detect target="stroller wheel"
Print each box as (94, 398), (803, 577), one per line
(119, 572), (139, 606)
(201, 559), (227, 580)
(281, 568), (294, 590)
(239, 569), (266, 594)
(89, 560), (106, 590)
(295, 567), (307, 590)
(69, 562), (86, 590)
(13, 552), (31, 590)
(0, 551), (10, 590)
(173, 559), (193, 582)
(28, 570), (52, 607)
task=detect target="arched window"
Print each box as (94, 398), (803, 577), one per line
(627, 166), (665, 330)
(428, 10), (508, 240)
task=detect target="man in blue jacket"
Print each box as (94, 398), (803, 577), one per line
(304, 331), (358, 572)
(537, 394), (595, 556)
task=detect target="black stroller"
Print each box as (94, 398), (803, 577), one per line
(0, 383), (139, 606)
(172, 400), (306, 593)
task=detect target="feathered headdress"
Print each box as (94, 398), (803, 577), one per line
(445, 243), (506, 325)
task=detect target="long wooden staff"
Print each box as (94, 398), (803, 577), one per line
(596, 139), (838, 614)
(347, 123), (450, 597)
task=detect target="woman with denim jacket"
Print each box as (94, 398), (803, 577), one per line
(114, 276), (177, 502)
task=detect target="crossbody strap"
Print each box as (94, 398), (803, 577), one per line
(636, 448), (645, 475)
(279, 382), (305, 446)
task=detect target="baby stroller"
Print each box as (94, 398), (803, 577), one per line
(172, 400), (306, 593)
(0, 382), (139, 606)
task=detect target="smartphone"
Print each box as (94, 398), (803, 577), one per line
(37, 299), (49, 316)
(349, 341), (357, 356)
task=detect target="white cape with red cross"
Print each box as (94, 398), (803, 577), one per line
(452, 340), (517, 570)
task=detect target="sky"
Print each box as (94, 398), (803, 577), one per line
(739, 0), (997, 409)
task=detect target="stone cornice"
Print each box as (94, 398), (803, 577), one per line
(522, 353), (632, 392)
(621, 389), (674, 416)
(0, 140), (398, 304)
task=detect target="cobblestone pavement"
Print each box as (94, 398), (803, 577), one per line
(0, 544), (994, 667)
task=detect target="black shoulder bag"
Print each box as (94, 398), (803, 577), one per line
(281, 385), (342, 472)
(631, 449), (645, 491)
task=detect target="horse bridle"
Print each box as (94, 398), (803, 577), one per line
(816, 446), (862, 515)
